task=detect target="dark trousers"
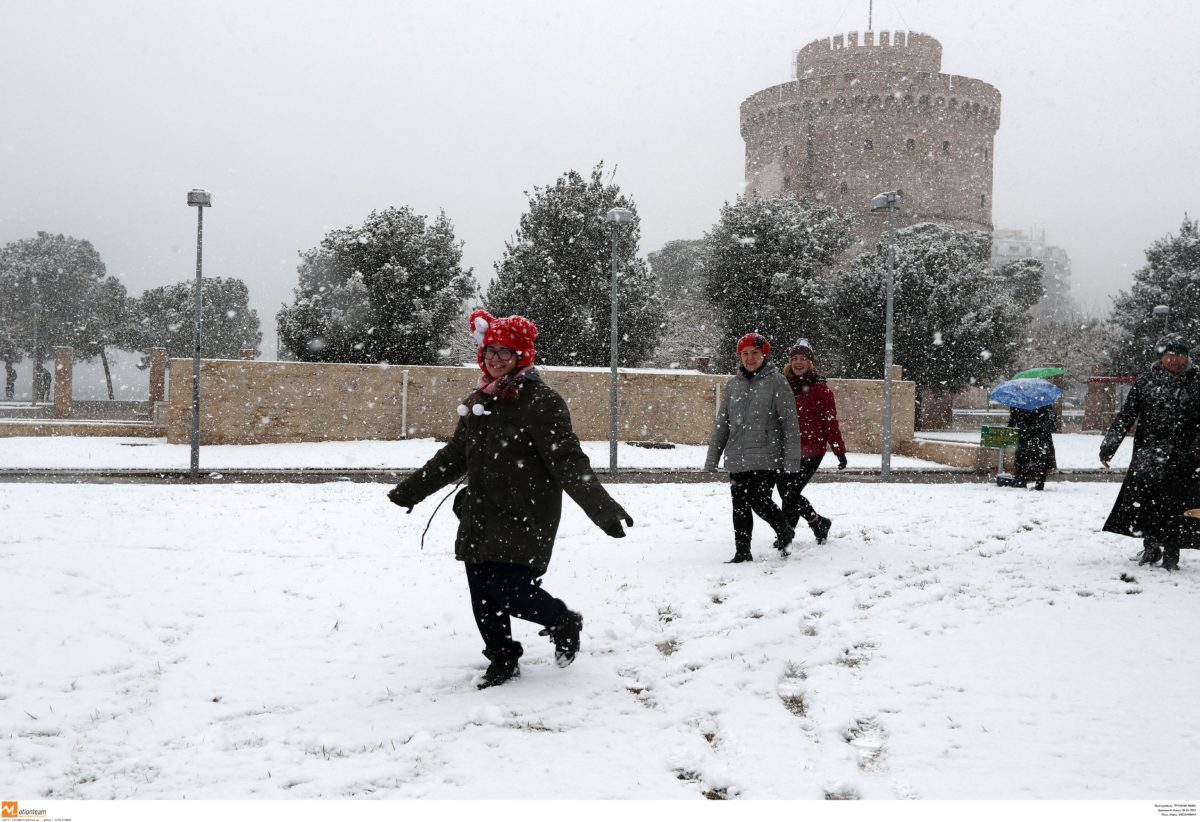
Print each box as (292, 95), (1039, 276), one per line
(777, 455), (825, 528)
(730, 470), (791, 550)
(465, 561), (567, 650)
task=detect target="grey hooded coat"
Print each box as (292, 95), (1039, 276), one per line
(705, 361), (804, 474)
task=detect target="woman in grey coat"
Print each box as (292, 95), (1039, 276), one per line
(705, 333), (804, 563)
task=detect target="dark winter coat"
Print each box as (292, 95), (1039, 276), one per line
(782, 363), (847, 459)
(705, 361), (803, 473)
(388, 369), (628, 575)
(1100, 362), (1200, 541)
(1007, 406), (1057, 481)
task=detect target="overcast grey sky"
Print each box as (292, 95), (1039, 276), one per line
(3, 0), (1197, 358)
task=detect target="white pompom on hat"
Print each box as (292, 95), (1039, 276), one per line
(788, 338), (815, 360)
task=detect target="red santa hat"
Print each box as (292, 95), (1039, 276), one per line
(736, 332), (771, 357)
(468, 310), (538, 371)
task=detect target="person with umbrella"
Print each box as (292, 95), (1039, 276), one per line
(1099, 334), (1200, 571)
(996, 370), (1064, 490)
(1006, 404), (1057, 490)
(988, 377), (1062, 490)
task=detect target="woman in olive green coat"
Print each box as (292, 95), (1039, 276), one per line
(388, 311), (632, 688)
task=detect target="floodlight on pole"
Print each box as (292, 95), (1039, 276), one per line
(187, 189), (211, 479)
(870, 190), (903, 481)
(604, 206), (634, 475)
(1153, 304), (1170, 336)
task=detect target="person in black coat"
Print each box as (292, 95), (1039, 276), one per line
(1100, 335), (1200, 571)
(387, 311), (632, 688)
(1006, 405), (1057, 490)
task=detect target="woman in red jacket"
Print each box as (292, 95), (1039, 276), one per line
(776, 339), (846, 543)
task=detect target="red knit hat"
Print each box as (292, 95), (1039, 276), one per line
(468, 310), (538, 371)
(736, 332), (771, 357)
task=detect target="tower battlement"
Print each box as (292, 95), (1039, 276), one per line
(796, 31), (942, 78)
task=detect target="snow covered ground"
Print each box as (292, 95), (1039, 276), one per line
(0, 432), (1131, 471)
(2, 478), (1195, 800)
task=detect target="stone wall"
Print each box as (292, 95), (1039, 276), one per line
(166, 358), (916, 450)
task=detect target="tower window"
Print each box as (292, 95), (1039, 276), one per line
(864, 139), (874, 151)
(981, 194), (987, 208)
(840, 181), (849, 194)
(783, 144), (792, 158)
(942, 141), (951, 155)
(906, 138), (915, 151)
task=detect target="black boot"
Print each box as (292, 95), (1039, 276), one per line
(1162, 546), (1180, 571)
(726, 538), (753, 564)
(478, 642), (523, 689)
(1137, 543), (1163, 566)
(538, 610), (583, 668)
(773, 523), (796, 557)
(808, 514), (832, 545)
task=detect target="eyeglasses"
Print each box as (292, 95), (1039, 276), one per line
(483, 346), (516, 362)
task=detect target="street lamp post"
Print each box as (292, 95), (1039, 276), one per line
(1153, 304), (1170, 337)
(30, 301), (41, 406)
(187, 189), (212, 478)
(870, 191), (903, 482)
(604, 206), (634, 475)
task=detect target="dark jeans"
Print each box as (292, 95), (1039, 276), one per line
(776, 455), (825, 528)
(465, 561), (567, 650)
(730, 470), (791, 549)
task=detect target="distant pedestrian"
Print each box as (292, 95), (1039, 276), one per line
(1006, 405), (1057, 490)
(776, 339), (845, 543)
(387, 310), (633, 688)
(705, 332), (803, 563)
(1100, 334), (1200, 571)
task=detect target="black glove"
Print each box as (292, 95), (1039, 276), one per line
(604, 514), (634, 538)
(837, 453), (848, 470)
(387, 486), (413, 513)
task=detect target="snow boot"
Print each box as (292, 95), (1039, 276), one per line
(773, 523), (796, 557)
(1162, 546), (1180, 571)
(477, 642), (523, 689)
(726, 537), (753, 564)
(538, 610), (583, 668)
(808, 514), (832, 545)
(1137, 543), (1163, 566)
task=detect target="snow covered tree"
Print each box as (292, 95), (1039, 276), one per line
(486, 164), (664, 367)
(0, 232), (133, 396)
(701, 194), (853, 368)
(277, 206), (475, 364)
(645, 239), (722, 369)
(1107, 215), (1200, 375)
(994, 258), (1045, 315)
(1014, 314), (1114, 402)
(825, 223), (1026, 422)
(131, 277), (262, 359)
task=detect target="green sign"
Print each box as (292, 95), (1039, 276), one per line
(981, 425), (1019, 448)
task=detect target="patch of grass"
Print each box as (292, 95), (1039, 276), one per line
(780, 693), (808, 717)
(655, 639), (679, 656)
